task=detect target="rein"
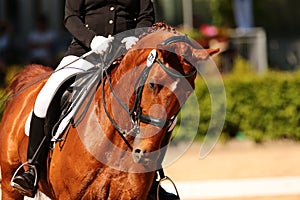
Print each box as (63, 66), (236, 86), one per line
(102, 35), (196, 150)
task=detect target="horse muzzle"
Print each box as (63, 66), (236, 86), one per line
(132, 147), (160, 166)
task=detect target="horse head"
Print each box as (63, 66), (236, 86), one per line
(107, 23), (219, 167)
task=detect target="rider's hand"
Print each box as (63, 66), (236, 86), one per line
(90, 35), (114, 55)
(121, 36), (139, 50)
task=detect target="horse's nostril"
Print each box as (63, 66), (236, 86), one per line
(133, 148), (144, 163)
(134, 148), (141, 154)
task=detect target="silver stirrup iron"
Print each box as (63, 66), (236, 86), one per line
(10, 162), (38, 189)
(156, 176), (180, 200)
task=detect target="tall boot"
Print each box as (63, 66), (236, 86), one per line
(11, 112), (46, 198)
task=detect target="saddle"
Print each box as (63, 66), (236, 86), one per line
(50, 58), (122, 144)
(23, 54), (122, 147)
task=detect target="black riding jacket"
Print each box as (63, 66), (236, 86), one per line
(64, 0), (155, 56)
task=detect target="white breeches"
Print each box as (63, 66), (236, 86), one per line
(33, 55), (94, 118)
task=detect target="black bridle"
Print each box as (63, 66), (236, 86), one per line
(102, 35), (197, 150)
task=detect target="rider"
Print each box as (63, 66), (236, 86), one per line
(11, 0), (179, 199)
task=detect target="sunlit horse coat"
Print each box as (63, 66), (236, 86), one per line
(0, 23), (219, 199)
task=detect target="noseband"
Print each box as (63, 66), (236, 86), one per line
(102, 35), (196, 150)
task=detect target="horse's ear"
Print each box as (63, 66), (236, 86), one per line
(206, 48), (220, 56)
(157, 42), (219, 62)
(192, 48), (220, 61)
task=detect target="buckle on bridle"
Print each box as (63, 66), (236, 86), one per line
(124, 122), (140, 137)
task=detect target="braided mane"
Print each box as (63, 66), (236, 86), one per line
(139, 22), (177, 39)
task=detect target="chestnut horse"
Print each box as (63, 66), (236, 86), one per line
(0, 23), (218, 199)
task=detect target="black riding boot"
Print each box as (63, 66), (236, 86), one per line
(11, 113), (46, 198)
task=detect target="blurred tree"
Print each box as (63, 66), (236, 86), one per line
(192, 0), (212, 28)
(210, 0), (222, 26)
(209, 0), (235, 27)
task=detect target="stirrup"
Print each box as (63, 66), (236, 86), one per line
(156, 176), (180, 200)
(10, 162), (38, 189)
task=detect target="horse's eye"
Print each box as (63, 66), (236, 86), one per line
(148, 82), (156, 90)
